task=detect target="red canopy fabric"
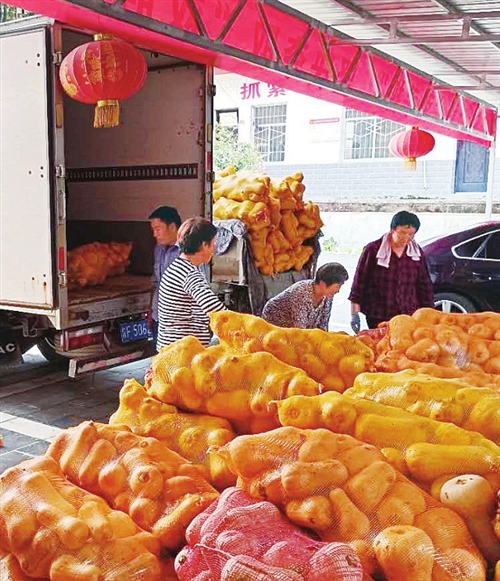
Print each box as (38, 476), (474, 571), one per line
(10, 0), (497, 146)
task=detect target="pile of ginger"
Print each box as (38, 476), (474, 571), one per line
(213, 166), (323, 276)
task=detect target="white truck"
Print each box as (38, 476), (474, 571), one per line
(0, 16), (214, 376)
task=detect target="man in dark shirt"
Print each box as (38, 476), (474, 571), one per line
(349, 211), (434, 332)
(149, 206), (182, 345)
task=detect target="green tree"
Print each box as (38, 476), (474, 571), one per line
(0, 3), (32, 22)
(213, 124), (263, 172)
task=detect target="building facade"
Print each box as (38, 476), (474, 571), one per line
(214, 71), (500, 212)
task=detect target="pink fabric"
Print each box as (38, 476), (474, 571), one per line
(376, 232), (421, 268)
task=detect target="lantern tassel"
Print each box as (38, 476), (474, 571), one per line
(94, 99), (120, 129)
(404, 157), (417, 171)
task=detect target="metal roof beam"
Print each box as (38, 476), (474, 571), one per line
(328, 11), (500, 26)
(6, 0), (497, 145)
(335, 34), (500, 45)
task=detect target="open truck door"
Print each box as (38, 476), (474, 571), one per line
(0, 19), (67, 364)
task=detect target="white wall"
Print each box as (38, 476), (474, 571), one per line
(215, 71), (463, 165)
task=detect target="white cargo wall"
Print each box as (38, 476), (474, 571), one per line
(0, 26), (55, 308)
(64, 61), (206, 222)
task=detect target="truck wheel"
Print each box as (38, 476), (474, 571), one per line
(37, 334), (69, 366)
(434, 292), (477, 314)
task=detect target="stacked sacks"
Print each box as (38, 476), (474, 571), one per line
(67, 241), (133, 289)
(273, 391), (500, 493)
(109, 378), (237, 489)
(46, 421), (219, 550)
(213, 166), (322, 276)
(0, 455), (177, 581)
(145, 335), (321, 434)
(215, 427), (487, 581)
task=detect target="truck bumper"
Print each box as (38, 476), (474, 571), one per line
(68, 341), (155, 377)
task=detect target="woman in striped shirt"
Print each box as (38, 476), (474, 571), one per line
(157, 217), (226, 349)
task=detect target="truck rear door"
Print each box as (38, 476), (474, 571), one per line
(0, 20), (60, 315)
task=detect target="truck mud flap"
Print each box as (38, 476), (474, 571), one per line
(68, 343), (155, 378)
(0, 330), (22, 366)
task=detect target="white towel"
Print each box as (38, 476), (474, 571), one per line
(376, 232), (421, 268)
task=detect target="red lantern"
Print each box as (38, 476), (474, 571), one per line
(389, 126), (435, 171)
(59, 34), (147, 128)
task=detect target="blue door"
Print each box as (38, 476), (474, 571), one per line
(454, 140), (489, 193)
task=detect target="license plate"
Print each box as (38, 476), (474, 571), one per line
(119, 319), (152, 344)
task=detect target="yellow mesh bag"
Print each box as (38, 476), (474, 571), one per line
(0, 548), (37, 581)
(273, 391), (500, 492)
(0, 455), (176, 580)
(215, 427), (487, 581)
(109, 378), (237, 489)
(147, 335), (321, 434)
(213, 169), (322, 275)
(67, 241), (132, 289)
(210, 311), (375, 392)
(46, 421), (219, 550)
(374, 309), (500, 389)
(345, 369), (500, 444)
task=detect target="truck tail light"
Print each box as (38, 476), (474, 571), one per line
(63, 325), (105, 351)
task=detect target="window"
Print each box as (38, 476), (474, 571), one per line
(344, 109), (404, 160)
(252, 104), (286, 162)
(454, 231), (500, 260)
(216, 109), (239, 139)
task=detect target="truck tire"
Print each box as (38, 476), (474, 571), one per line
(37, 334), (69, 366)
(434, 292), (477, 314)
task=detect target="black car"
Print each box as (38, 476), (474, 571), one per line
(421, 221), (500, 313)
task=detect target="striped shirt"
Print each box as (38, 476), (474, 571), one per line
(157, 257), (226, 348)
(151, 244), (179, 322)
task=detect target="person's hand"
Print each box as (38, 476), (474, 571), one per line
(351, 313), (361, 334)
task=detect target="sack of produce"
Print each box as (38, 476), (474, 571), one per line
(0, 547), (39, 581)
(175, 486), (365, 581)
(109, 378), (237, 489)
(213, 168), (322, 276)
(273, 390), (500, 493)
(345, 369), (500, 444)
(46, 421), (219, 550)
(147, 335), (321, 434)
(67, 241), (133, 289)
(210, 310), (374, 392)
(215, 427), (487, 580)
(374, 309), (500, 388)
(0, 455), (176, 581)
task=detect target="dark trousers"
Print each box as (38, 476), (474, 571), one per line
(366, 316), (387, 330)
(152, 319), (159, 351)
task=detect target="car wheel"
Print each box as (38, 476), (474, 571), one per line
(434, 292), (477, 314)
(37, 333), (69, 367)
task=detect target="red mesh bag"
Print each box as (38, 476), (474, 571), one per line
(174, 486), (365, 581)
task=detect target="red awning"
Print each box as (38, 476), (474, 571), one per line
(9, 0), (497, 146)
